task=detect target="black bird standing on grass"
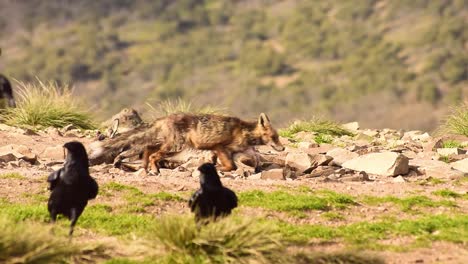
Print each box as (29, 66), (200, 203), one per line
(189, 163), (238, 222)
(47, 141), (98, 236)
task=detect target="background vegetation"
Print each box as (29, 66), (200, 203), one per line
(0, 0), (466, 129)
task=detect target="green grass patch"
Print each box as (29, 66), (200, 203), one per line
(239, 190), (356, 214)
(439, 102), (468, 136)
(2, 80), (96, 129)
(0, 172), (26, 179)
(432, 189), (467, 199)
(439, 155), (451, 163)
(321, 212), (345, 221)
(417, 177), (446, 186)
(275, 214), (468, 248)
(361, 195), (457, 212)
(314, 133), (334, 144)
(102, 182), (184, 213)
(441, 140), (466, 148)
(279, 118), (354, 140)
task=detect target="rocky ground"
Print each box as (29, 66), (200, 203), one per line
(0, 122), (467, 264)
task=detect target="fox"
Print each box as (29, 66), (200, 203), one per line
(89, 113), (284, 173)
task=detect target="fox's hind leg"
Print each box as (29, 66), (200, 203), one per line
(146, 143), (174, 174)
(214, 147), (236, 172)
(143, 144), (161, 172)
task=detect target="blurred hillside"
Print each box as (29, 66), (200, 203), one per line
(0, 0), (466, 129)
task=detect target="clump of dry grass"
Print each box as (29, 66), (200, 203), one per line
(0, 216), (107, 264)
(146, 98), (227, 118)
(148, 215), (286, 264)
(438, 102), (468, 136)
(2, 79), (96, 129)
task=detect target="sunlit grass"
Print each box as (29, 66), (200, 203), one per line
(2, 79), (96, 129)
(0, 216), (107, 264)
(439, 102), (468, 136)
(146, 98), (227, 118)
(279, 118), (353, 141)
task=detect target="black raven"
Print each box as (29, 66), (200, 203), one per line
(47, 141), (98, 236)
(189, 163), (238, 222)
(0, 74), (16, 108)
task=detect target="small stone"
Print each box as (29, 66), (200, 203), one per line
(249, 173), (262, 180)
(134, 169), (147, 177)
(260, 169), (285, 180)
(392, 175), (406, 183)
(62, 124), (76, 132)
(305, 166), (336, 178)
(298, 141), (319, 149)
(362, 129), (379, 137)
(45, 127), (63, 137)
(437, 148), (466, 156)
(108, 168), (121, 174)
(342, 121), (360, 131)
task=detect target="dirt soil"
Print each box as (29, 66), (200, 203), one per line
(0, 129), (467, 264)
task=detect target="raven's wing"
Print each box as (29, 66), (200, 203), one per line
(47, 169), (62, 190)
(224, 188), (238, 210)
(87, 177), (99, 200)
(188, 189), (202, 212)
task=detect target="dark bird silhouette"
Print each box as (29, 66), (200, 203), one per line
(47, 141), (98, 236)
(0, 74), (16, 108)
(189, 163), (238, 222)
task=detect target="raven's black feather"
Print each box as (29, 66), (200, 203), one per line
(189, 163), (238, 222)
(47, 141), (98, 236)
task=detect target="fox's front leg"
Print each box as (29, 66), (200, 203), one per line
(214, 148), (236, 172)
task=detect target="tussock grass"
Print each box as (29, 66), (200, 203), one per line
(239, 190), (356, 214)
(361, 195), (456, 212)
(0, 216), (107, 264)
(149, 215), (286, 264)
(280, 118), (353, 140)
(2, 80), (96, 129)
(439, 102), (468, 136)
(0, 172), (26, 179)
(147, 98), (227, 117)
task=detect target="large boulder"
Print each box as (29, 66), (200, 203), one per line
(451, 158), (468, 173)
(285, 152), (312, 172)
(410, 158), (466, 179)
(342, 152), (409, 176)
(0, 144), (37, 164)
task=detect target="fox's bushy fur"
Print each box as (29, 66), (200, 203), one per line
(89, 113), (284, 172)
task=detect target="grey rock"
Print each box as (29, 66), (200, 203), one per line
(342, 152), (409, 176)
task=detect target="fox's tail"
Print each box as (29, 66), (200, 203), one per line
(88, 124), (159, 165)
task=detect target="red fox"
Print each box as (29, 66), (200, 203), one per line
(89, 113), (284, 173)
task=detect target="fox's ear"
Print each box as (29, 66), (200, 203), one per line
(258, 113), (271, 127)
